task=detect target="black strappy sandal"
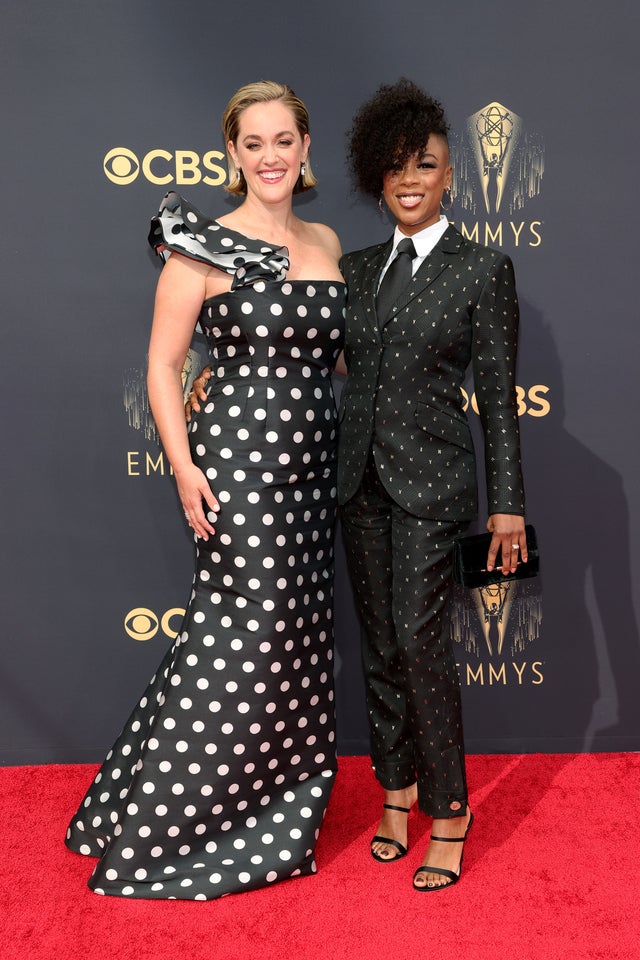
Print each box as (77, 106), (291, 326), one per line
(413, 812), (474, 890)
(370, 803), (411, 862)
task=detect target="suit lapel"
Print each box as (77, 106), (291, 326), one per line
(359, 239), (393, 337)
(382, 226), (464, 328)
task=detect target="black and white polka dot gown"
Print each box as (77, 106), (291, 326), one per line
(65, 193), (346, 900)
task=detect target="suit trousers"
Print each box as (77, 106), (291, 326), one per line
(341, 451), (469, 818)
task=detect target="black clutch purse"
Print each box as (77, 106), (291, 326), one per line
(452, 524), (539, 588)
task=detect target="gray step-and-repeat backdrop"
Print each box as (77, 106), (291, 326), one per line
(2, 1), (639, 763)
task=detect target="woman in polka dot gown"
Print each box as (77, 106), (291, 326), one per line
(65, 82), (345, 900)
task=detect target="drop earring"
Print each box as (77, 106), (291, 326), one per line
(300, 162), (307, 177)
(441, 188), (453, 211)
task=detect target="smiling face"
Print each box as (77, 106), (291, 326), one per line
(381, 134), (452, 236)
(228, 100), (310, 206)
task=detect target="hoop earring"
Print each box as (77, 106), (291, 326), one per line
(441, 188), (453, 212)
(378, 194), (384, 212)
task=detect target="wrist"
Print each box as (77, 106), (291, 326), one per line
(172, 460), (195, 477)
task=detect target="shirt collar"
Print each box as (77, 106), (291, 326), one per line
(392, 216), (449, 259)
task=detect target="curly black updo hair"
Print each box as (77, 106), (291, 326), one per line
(347, 78), (450, 199)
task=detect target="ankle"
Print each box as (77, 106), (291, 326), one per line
(384, 783), (417, 808)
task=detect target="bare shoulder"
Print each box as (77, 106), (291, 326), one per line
(162, 250), (215, 277)
(155, 250), (215, 304)
(301, 220), (342, 259)
(157, 251), (218, 296)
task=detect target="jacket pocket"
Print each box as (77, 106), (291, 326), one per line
(413, 402), (474, 452)
(338, 391), (365, 423)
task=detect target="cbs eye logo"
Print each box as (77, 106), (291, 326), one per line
(124, 607), (185, 642)
(103, 147), (227, 186)
(103, 147), (140, 185)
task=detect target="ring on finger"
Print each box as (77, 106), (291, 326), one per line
(511, 543), (519, 549)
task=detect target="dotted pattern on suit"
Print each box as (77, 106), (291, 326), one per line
(338, 229), (525, 520)
(337, 227), (524, 818)
(341, 455), (469, 816)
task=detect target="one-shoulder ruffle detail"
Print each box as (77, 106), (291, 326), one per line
(148, 191), (290, 290)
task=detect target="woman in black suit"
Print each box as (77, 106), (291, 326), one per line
(338, 79), (526, 890)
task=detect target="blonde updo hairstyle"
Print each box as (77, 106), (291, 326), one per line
(222, 80), (317, 196)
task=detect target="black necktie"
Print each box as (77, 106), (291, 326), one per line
(376, 237), (416, 326)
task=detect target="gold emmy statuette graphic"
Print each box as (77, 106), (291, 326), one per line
(450, 580), (543, 675)
(469, 102), (521, 215)
(452, 101), (544, 221)
(474, 582), (514, 656)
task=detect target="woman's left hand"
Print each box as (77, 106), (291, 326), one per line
(486, 514), (528, 575)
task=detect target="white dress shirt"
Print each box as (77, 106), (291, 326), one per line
(377, 216), (450, 291)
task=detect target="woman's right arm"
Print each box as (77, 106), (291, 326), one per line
(147, 252), (219, 540)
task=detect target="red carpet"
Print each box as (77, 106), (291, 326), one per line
(2, 755), (639, 960)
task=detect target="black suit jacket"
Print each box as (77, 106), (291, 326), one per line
(337, 225), (525, 521)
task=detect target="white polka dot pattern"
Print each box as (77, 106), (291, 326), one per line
(66, 207), (346, 900)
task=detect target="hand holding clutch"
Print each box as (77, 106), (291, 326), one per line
(452, 525), (539, 588)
